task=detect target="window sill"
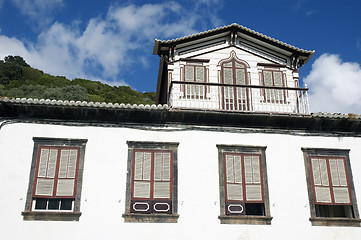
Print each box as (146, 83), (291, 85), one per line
(122, 213), (179, 223)
(218, 215), (272, 225)
(22, 211), (81, 221)
(310, 217), (361, 227)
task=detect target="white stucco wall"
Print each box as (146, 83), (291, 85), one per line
(0, 122), (360, 240)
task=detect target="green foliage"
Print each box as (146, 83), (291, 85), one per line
(0, 55), (156, 105)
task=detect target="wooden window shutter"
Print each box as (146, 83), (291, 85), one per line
(236, 68), (246, 100)
(35, 148), (58, 197)
(133, 151), (151, 199)
(262, 70), (273, 101)
(329, 158), (350, 204)
(225, 154), (243, 201)
(195, 66), (205, 97)
(184, 66), (194, 81)
(223, 68), (233, 85)
(34, 147), (79, 198)
(244, 155), (263, 201)
(311, 157), (332, 203)
(131, 150), (173, 214)
(56, 149), (79, 197)
(195, 67), (204, 82)
(273, 71), (284, 102)
(153, 152), (171, 199)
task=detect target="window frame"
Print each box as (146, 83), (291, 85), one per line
(22, 137), (87, 221)
(182, 64), (207, 99)
(220, 57), (250, 111)
(217, 144), (272, 225)
(261, 69), (286, 103)
(123, 141), (179, 223)
(302, 148), (361, 227)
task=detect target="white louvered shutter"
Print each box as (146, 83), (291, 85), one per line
(244, 156), (263, 201)
(235, 68), (246, 100)
(223, 67), (233, 100)
(273, 71), (283, 101)
(153, 152), (171, 199)
(311, 158), (332, 203)
(329, 158), (350, 204)
(35, 148), (58, 196)
(185, 66), (194, 97)
(195, 66), (205, 97)
(133, 151), (151, 198)
(225, 154), (243, 201)
(263, 71), (273, 101)
(56, 149), (79, 197)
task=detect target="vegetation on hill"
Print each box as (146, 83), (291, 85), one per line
(0, 56), (156, 105)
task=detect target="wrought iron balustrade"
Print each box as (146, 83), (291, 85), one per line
(168, 81), (309, 114)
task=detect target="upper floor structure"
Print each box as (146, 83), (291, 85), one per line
(154, 23), (314, 114)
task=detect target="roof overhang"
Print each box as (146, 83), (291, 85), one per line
(1, 99), (361, 136)
(153, 23), (314, 66)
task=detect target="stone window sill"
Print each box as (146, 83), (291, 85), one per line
(122, 213), (179, 223)
(218, 215), (272, 225)
(310, 217), (361, 227)
(22, 211), (81, 221)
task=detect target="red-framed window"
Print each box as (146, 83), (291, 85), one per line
(309, 156), (352, 205)
(32, 146), (80, 211)
(261, 70), (285, 103)
(130, 150), (173, 214)
(223, 153), (264, 215)
(183, 65), (206, 98)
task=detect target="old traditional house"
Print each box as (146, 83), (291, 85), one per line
(1, 24), (361, 240)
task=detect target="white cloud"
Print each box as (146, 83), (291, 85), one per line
(303, 54), (361, 114)
(11, 0), (64, 27)
(0, 2), (211, 87)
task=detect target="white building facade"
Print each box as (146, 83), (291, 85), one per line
(0, 24), (361, 240)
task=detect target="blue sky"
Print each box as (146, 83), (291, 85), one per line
(0, 0), (361, 113)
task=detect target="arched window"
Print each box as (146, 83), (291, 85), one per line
(219, 51), (250, 111)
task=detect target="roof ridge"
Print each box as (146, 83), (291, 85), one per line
(155, 23), (315, 54)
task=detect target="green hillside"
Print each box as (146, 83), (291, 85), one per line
(0, 56), (156, 105)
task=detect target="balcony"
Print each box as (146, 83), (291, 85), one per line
(168, 81), (310, 114)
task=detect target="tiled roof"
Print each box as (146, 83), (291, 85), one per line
(312, 112), (361, 119)
(0, 97), (170, 110)
(2, 97), (361, 120)
(155, 23), (315, 54)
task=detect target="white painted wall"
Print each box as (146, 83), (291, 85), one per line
(1, 122), (361, 240)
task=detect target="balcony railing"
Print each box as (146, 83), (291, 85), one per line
(168, 81), (310, 114)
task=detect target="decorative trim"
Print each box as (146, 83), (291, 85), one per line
(217, 50), (250, 67)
